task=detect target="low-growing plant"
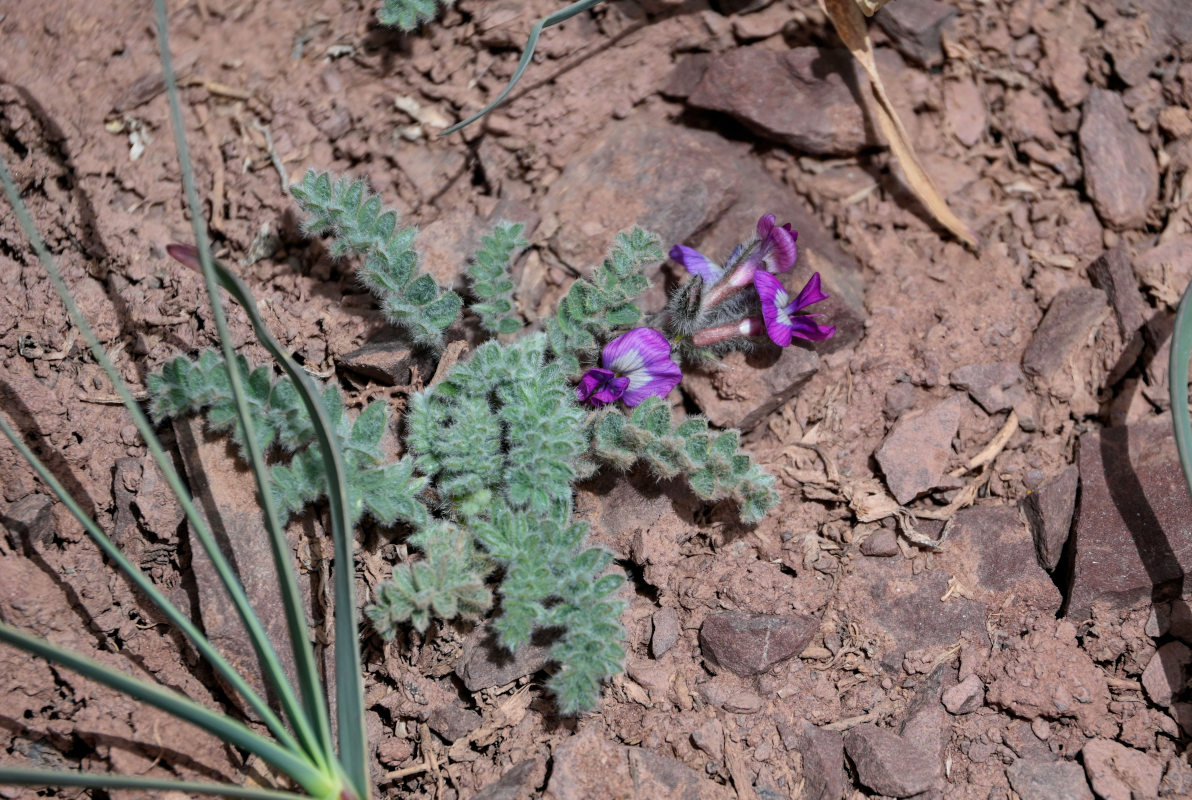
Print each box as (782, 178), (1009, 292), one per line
(0, 4), (839, 799)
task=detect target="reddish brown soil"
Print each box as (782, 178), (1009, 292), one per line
(2, 0), (1191, 798)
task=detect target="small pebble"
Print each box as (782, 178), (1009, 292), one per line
(1032, 718), (1051, 740)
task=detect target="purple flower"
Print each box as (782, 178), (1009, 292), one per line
(750, 214), (798, 275)
(669, 244), (723, 283)
(576, 328), (682, 408)
(753, 271), (836, 346)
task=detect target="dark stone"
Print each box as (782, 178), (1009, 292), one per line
(699, 611), (818, 676)
(2, 493), (54, 549)
(683, 344), (818, 432)
(540, 114), (742, 273)
(1068, 419), (1192, 620)
(662, 53), (713, 100)
(844, 724), (939, 797)
(950, 361), (1025, 414)
(1080, 89), (1159, 230)
(874, 0), (957, 67)
(860, 528), (900, 557)
(874, 398), (962, 505)
(1087, 246), (1149, 335)
(1006, 759), (1094, 800)
(337, 334), (421, 386)
(455, 622), (554, 692)
(778, 722), (845, 800)
(1020, 465), (1079, 571)
(688, 46), (876, 156)
(651, 606), (681, 658)
(1022, 287), (1110, 382)
(426, 703), (483, 743)
(472, 758), (545, 800)
(947, 506), (1062, 614)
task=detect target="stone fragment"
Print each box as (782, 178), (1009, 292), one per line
(874, 0), (955, 67)
(662, 53), (712, 100)
(1134, 235), (1192, 311)
(948, 506), (1061, 613)
(699, 611), (817, 677)
(540, 115), (741, 272)
(844, 724), (938, 797)
(778, 722), (845, 800)
(1161, 755), (1192, 798)
(683, 345), (818, 431)
(472, 758), (545, 800)
(1006, 759), (1094, 800)
(1021, 287), (1110, 383)
(1081, 739), (1162, 800)
(426, 704), (483, 743)
(455, 622), (553, 692)
(874, 398), (962, 504)
(1141, 641), (1192, 708)
(691, 718), (724, 761)
(650, 606), (681, 658)
(941, 673), (984, 714)
(681, 155), (867, 352)
(336, 333), (424, 386)
(545, 725), (732, 800)
(696, 677), (764, 713)
(1020, 465), (1079, 571)
(1068, 419), (1192, 619)
(688, 46), (878, 156)
(949, 361), (1025, 414)
(945, 79), (986, 147)
(1080, 89), (1159, 230)
(2, 493), (54, 548)
(1087, 246), (1149, 335)
(860, 528), (899, 557)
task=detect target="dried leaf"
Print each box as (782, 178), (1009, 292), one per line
(822, 0), (979, 249)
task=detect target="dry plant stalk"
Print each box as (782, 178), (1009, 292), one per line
(823, 0), (979, 249)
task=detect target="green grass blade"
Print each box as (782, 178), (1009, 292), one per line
(0, 623), (335, 799)
(171, 246), (368, 798)
(0, 767), (308, 800)
(1171, 280), (1192, 497)
(152, 0), (336, 773)
(440, 0), (607, 135)
(0, 415), (301, 756)
(0, 156), (324, 766)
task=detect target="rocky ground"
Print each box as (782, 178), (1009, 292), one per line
(2, 0), (1192, 798)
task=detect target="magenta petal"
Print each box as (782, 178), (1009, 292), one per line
(601, 328), (682, 407)
(670, 244), (723, 283)
(791, 272), (829, 310)
(755, 213), (776, 240)
(763, 224), (798, 273)
(788, 316), (836, 341)
(576, 368), (628, 406)
(754, 271), (794, 346)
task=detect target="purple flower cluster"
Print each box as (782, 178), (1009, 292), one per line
(670, 214), (835, 348)
(576, 328), (681, 408)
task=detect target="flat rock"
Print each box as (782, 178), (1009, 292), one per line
(875, 398), (962, 504)
(1021, 287), (1110, 383)
(860, 528), (900, 557)
(683, 344), (818, 432)
(2, 493), (54, 548)
(472, 758), (546, 800)
(778, 723), (845, 800)
(950, 361), (1025, 414)
(943, 506), (1063, 615)
(844, 724), (939, 797)
(455, 622), (554, 692)
(544, 725), (732, 800)
(1087, 246), (1149, 335)
(679, 155), (867, 352)
(427, 703), (483, 743)
(941, 673), (984, 714)
(650, 606), (680, 658)
(1141, 641), (1192, 708)
(540, 114), (741, 273)
(688, 46), (878, 156)
(1020, 465), (1079, 571)
(1081, 739), (1162, 800)
(336, 333), (426, 386)
(1079, 89), (1159, 230)
(874, 0), (956, 67)
(1006, 759), (1094, 800)
(945, 78), (986, 147)
(1068, 418), (1192, 620)
(699, 611), (818, 676)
